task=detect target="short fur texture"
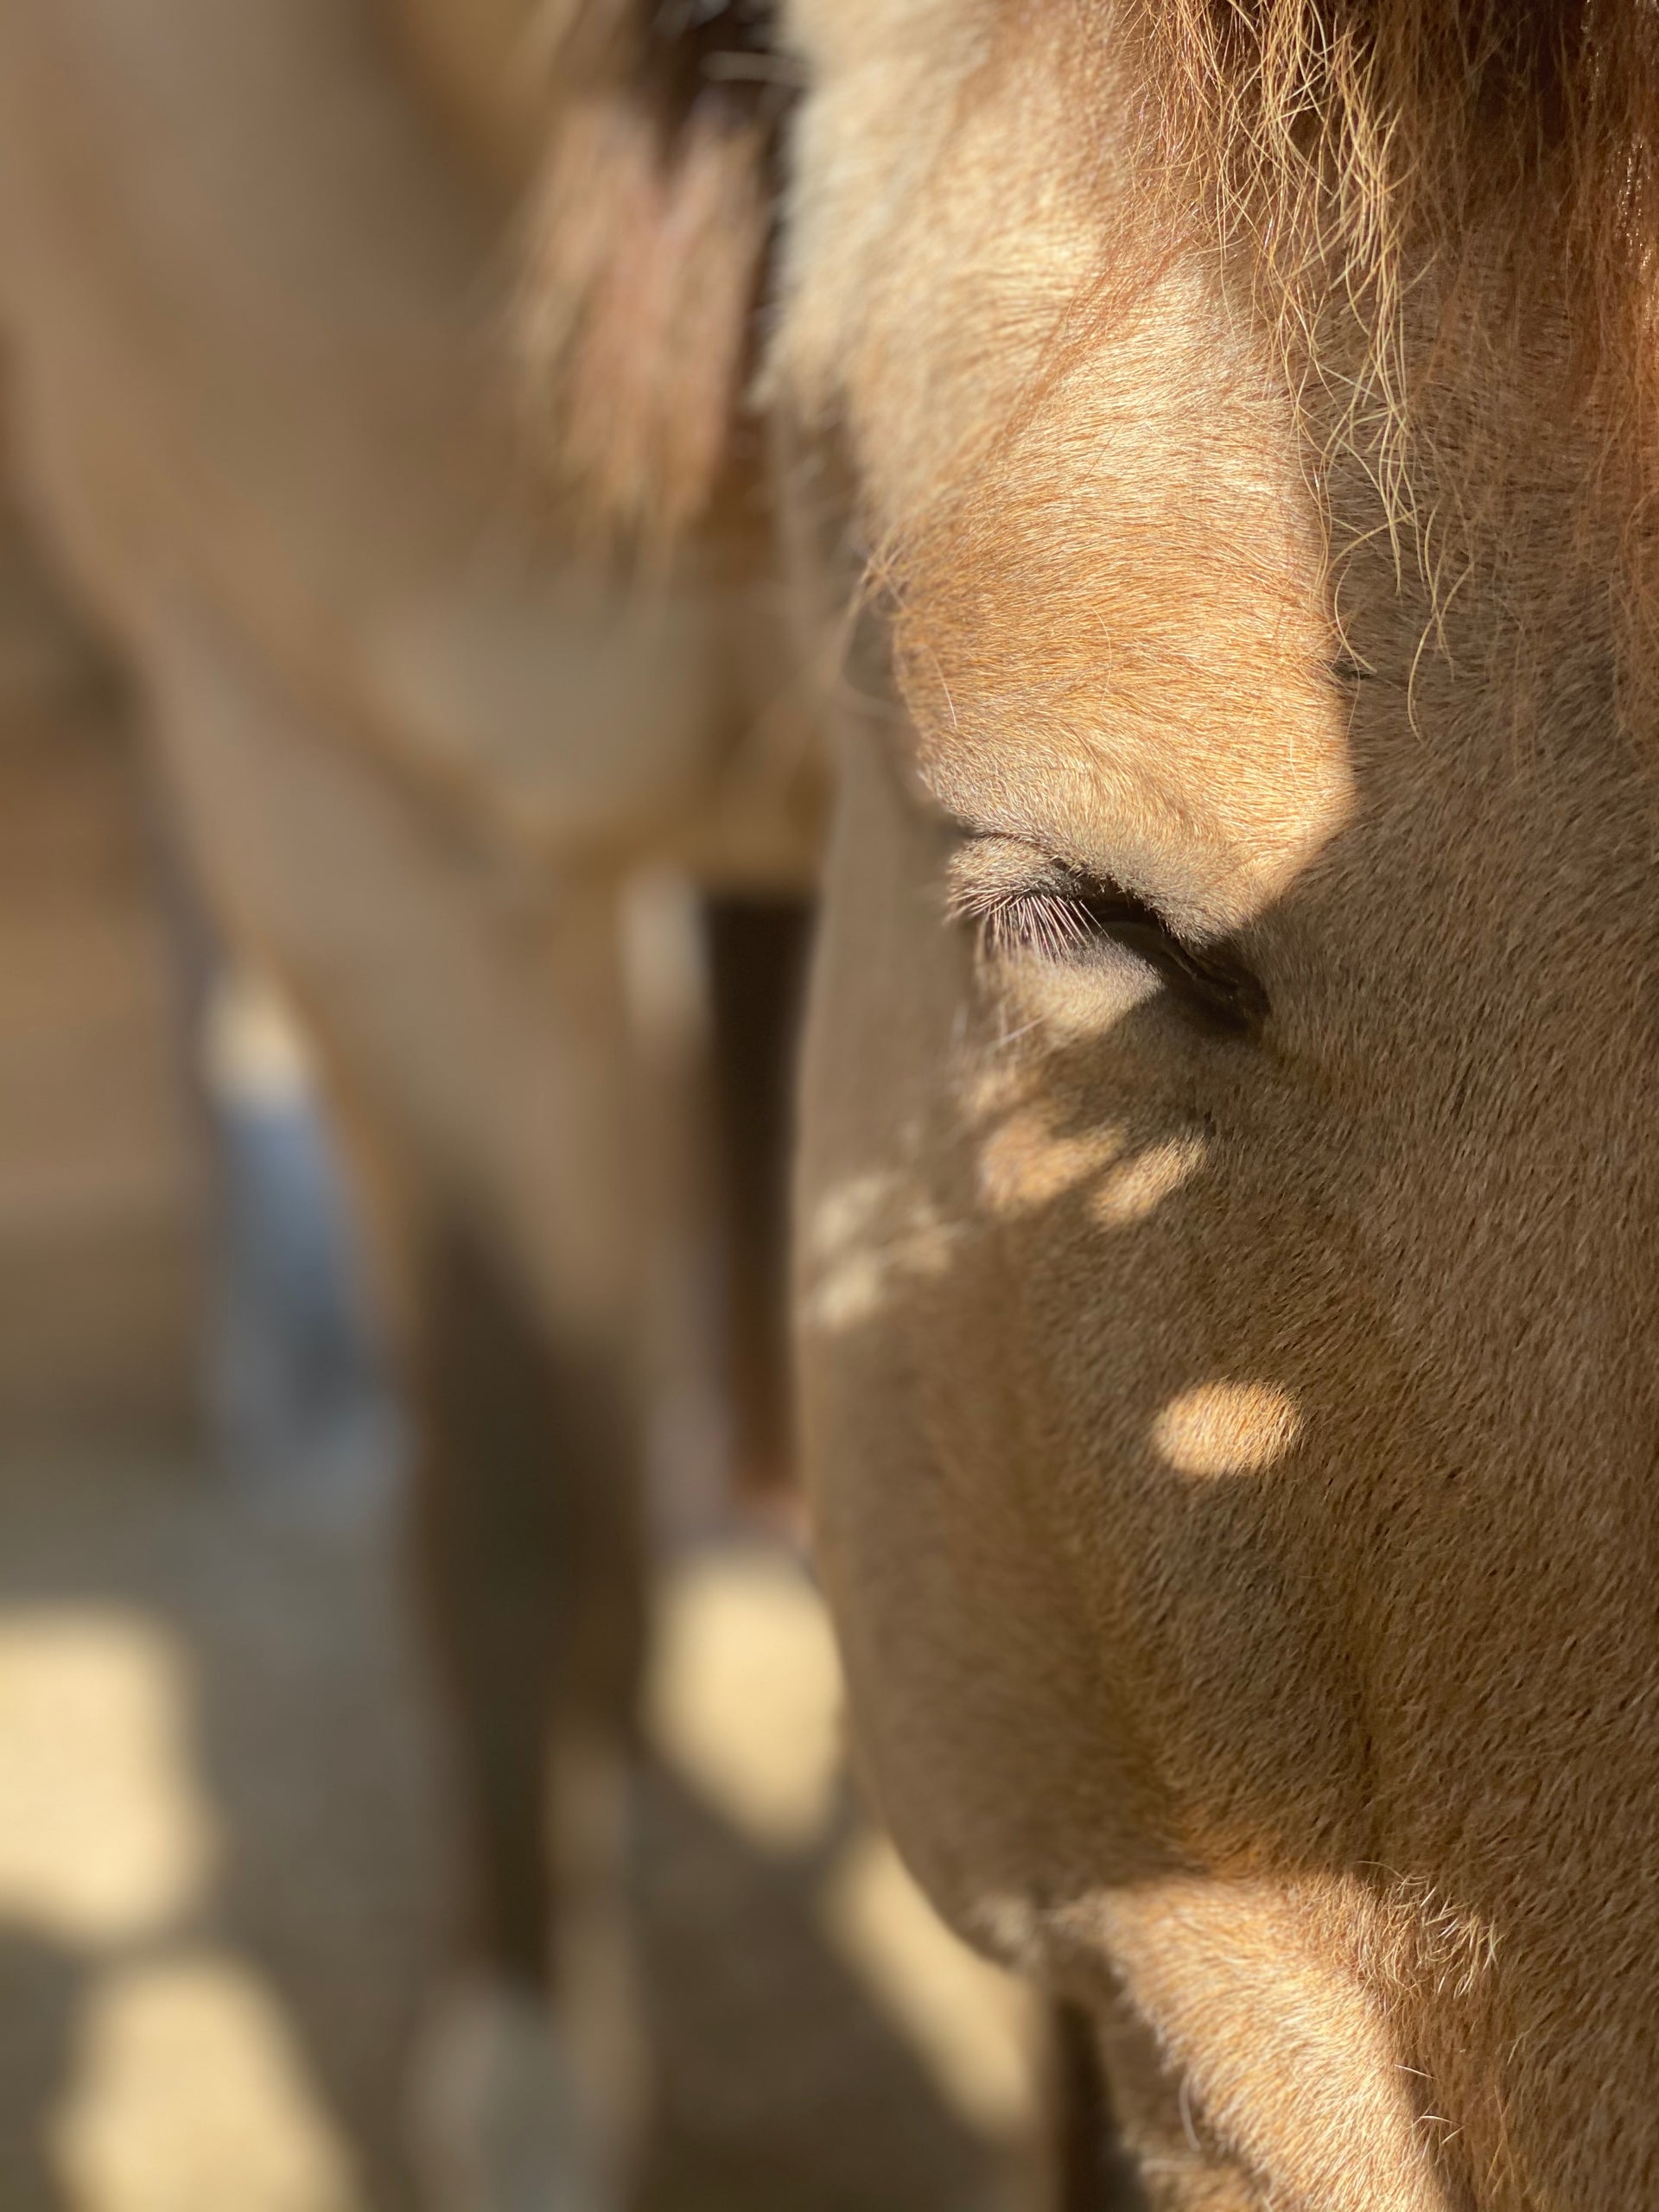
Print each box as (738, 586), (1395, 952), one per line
(506, 7), (1659, 2201)
(774, 2), (1659, 2207)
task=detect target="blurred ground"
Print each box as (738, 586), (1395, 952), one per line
(0, 1453), (1033, 2212)
(0, 486), (1035, 2209)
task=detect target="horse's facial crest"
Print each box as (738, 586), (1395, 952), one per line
(777, 2), (1659, 2204)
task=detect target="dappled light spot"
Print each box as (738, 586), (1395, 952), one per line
(1091, 1130), (1210, 1225)
(820, 1829), (1034, 2143)
(802, 1170), (902, 1332)
(976, 1106), (1124, 1214)
(801, 1167), (957, 1335)
(50, 1950), (367, 2212)
(802, 1247), (889, 1334)
(960, 1059), (1037, 1126)
(647, 1544), (842, 1852)
(1152, 1381), (1302, 1477)
(0, 1609), (215, 1946)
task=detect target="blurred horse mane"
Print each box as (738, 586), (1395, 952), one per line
(517, 0), (782, 545)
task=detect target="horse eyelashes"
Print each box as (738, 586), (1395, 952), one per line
(951, 878), (1100, 963)
(947, 851), (1268, 1039)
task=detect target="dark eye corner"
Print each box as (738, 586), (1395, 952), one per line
(944, 838), (1269, 1040)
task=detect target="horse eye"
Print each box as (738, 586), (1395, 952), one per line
(945, 845), (1268, 1039)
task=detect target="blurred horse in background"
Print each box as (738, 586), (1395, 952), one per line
(0, 2), (817, 2203)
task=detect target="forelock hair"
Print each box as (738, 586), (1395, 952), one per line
(516, 0), (783, 549)
(1130, 1), (1659, 553)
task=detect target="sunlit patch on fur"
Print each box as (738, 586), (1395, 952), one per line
(800, 1167), (957, 1334)
(1091, 1132), (1210, 1226)
(1060, 1874), (1459, 2212)
(961, 1889), (1048, 1974)
(976, 1106), (1125, 1214)
(1152, 1381), (1302, 1477)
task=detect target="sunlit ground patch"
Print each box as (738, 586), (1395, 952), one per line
(0, 1609), (215, 1946)
(648, 1541), (1036, 2144)
(5, 1546), (1036, 2186)
(821, 1829), (1034, 2144)
(0, 1601), (372, 2209)
(1152, 1380), (1302, 1477)
(50, 1950), (366, 2212)
(647, 1544), (843, 1853)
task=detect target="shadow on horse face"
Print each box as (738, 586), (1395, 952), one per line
(779, 6), (1659, 2205)
(798, 616), (1659, 2209)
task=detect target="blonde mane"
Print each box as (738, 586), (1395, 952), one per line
(1134, 1), (1659, 561)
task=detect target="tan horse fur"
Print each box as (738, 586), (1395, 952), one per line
(771, 3), (1659, 2208)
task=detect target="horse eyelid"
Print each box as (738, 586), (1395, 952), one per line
(944, 845), (1268, 1038)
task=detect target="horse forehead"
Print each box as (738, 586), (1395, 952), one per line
(774, 6), (1353, 907)
(773, 0), (1106, 468)
(780, 0), (980, 67)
